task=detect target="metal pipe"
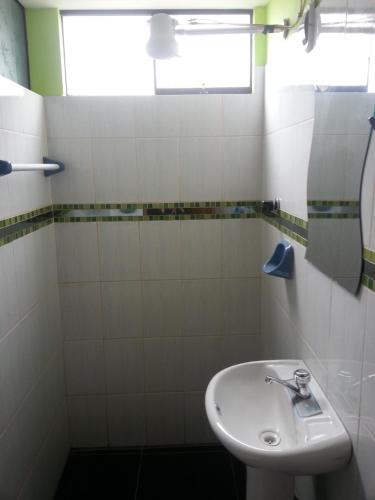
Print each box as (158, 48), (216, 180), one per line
(176, 24), (286, 35)
(11, 163), (60, 172)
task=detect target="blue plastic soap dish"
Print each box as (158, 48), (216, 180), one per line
(262, 240), (294, 279)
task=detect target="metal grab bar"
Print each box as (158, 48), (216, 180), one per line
(0, 158), (65, 177)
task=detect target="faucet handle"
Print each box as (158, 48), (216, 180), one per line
(294, 369), (311, 386)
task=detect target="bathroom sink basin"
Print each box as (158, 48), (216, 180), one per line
(205, 360), (351, 476)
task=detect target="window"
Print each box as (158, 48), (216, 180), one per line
(61, 11), (252, 96)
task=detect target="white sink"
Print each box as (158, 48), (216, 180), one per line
(205, 360), (352, 500)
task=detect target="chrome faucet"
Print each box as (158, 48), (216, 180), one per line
(265, 368), (311, 400)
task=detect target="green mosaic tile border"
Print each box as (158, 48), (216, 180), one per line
(0, 201), (374, 293)
(364, 248), (375, 265)
(308, 200), (360, 207)
(0, 218), (53, 248)
(362, 274), (375, 292)
(0, 205), (53, 229)
(263, 209), (374, 293)
(54, 201), (261, 211)
(54, 213), (258, 223)
(309, 213), (359, 220)
(277, 210), (308, 230)
(262, 214), (308, 247)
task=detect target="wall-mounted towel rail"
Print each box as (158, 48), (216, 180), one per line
(0, 157), (65, 177)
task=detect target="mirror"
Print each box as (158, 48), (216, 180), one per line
(306, 2), (375, 295)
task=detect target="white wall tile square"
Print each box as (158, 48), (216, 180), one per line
(0, 244), (20, 339)
(182, 337), (222, 391)
(98, 222), (141, 281)
(222, 278), (261, 335)
(101, 282), (143, 339)
(104, 339), (144, 394)
(0, 334), (18, 434)
(181, 220), (221, 279)
(328, 285), (367, 413)
(0, 170), (11, 221)
(17, 403), (69, 500)
(221, 335), (260, 368)
(222, 219), (261, 278)
(107, 394), (146, 446)
(360, 292), (375, 432)
(222, 136), (262, 201)
(60, 283), (103, 340)
(13, 233), (43, 317)
(180, 95), (222, 137)
(303, 261), (333, 362)
(145, 393), (184, 445)
(181, 279), (222, 336)
(49, 138), (95, 204)
(55, 223), (100, 283)
(90, 98), (135, 138)
(64, 340), (105, 395)
(180, 137), (223, 201)
(0, 405), (31, 499)
(45, 97), (92, 138)
(135, 96), (181, 137)
(144, 338), (184, 393)
(222, 93), (263, 137)
(140, 221), (181, 280)
(92, 138), (138, 203)
(142, 280), (183, 337)
(184, 392), (217, 443)
(137, 138), (179, 203)
(68, 395), (107, 448)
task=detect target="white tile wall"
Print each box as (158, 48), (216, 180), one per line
(222, 136), (262, 201)
(144, 393), (185, 445)
(136, 138), (179, 203)
(262, 28), (375, 500)
(67, 395), (107, 448)
(45, 68), (264, 204)
(57, 217), (262, 446)
(98, 222), (141, 281)
(180, 137), (223, 201)
(142, 280), (183, 337)
(101, 282), (143, 338)
(48, 74), (266, 446)
(64, 340), (105, 395)
(92, 138), (138, 203)
(0, 78), (68, 499)
(181, 220), (221, 279)
(60, 283), (103, 340)
(55, 222), (100, 283)
(107, 394), (146, 446)
(140, 221), (181, 280)
(104, 339), (144, 394)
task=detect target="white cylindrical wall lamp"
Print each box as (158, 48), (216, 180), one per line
(146, 13), (179, 59)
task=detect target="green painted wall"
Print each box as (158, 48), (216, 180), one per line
(267, 0), (301, 27)
(254, 6), (267, 66)
(253, 0), (302, 66)
(25, 8), (63, 96)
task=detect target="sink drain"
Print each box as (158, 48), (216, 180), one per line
(260, 430), (281, 447)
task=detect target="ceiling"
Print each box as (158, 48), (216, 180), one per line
(20, 0), (267, 9)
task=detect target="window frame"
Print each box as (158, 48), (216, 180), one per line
(61, 9), (253, 96)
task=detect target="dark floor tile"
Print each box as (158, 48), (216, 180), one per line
(230, 455), (246, 500)
(54, 451), (141, 500)
(137, 448), (236, 500)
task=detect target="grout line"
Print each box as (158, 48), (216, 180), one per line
(134, 446), (143, 500)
